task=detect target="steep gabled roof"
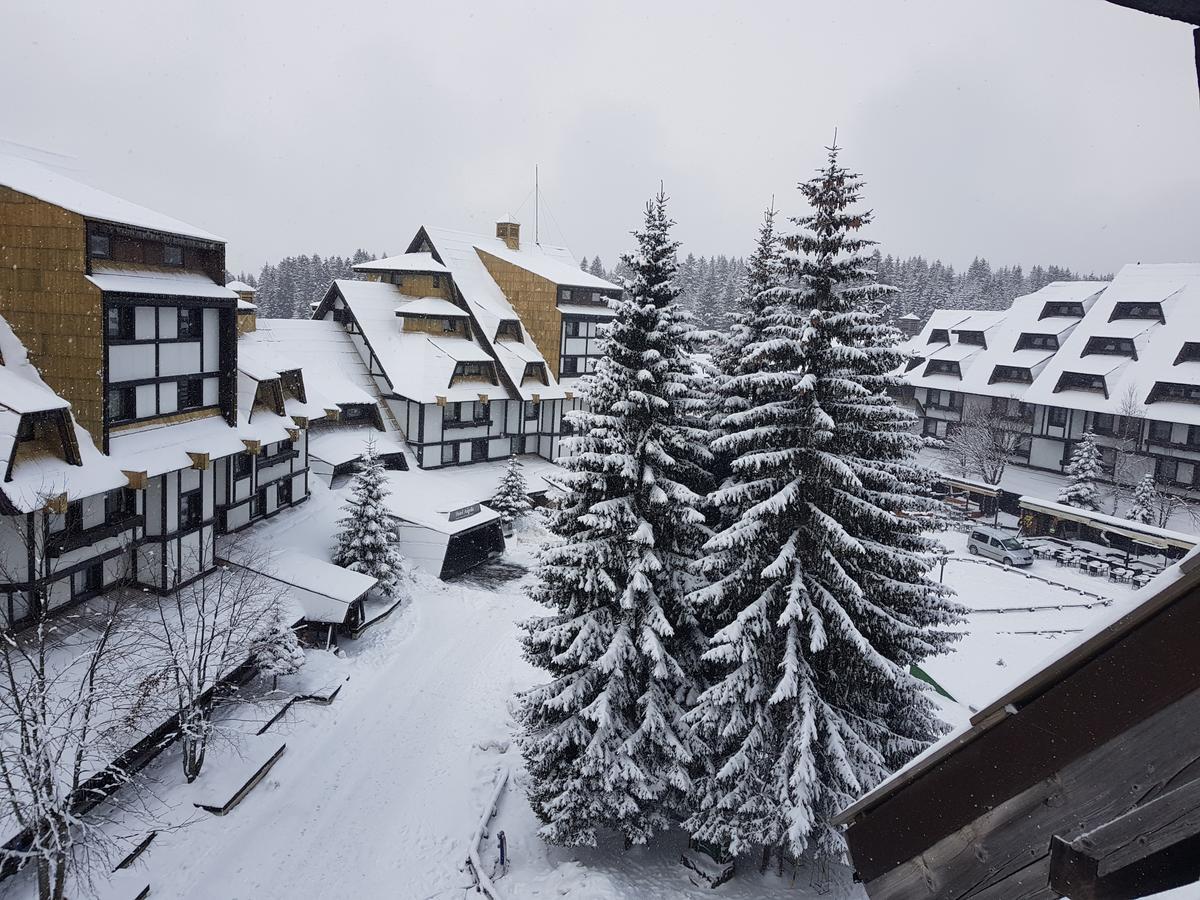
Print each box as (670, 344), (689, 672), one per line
(0, 154), (223, 242)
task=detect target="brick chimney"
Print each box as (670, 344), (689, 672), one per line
(496, 216), (520, 251)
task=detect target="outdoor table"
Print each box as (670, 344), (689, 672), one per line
(1132, 573), (1152, 588)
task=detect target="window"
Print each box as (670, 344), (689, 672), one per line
(106, 305), (134, 340)
(562, 289), (572, 301)
(1040, 302), (1084, 319)
(178, 377), (204, 410)
(496, 320), (520, 339)
(233, 453), (252, 479)
(105, 488), (134, 521)
(1147, 382), (1200, 405)
(82, 562), (104, 595)
(1175, 343), (1200, 365)
(1054, 372), (1107, 395)
(106, 386), (136, 423)
(905, 356), (924, 373)
(179, 489), (203, 530)
(441, 442), (458, 465)
(88, 233), (110, 258)
(432, 274), (441, 288)
(561, 356), (579, 376)
(921, 418), (941, 437)
(1014, 333), (1058, 351)
(1092, 413), (1115, 435)
(444, 402), (461, 424)
(1157, 457), (1180, 485)
(278, 438), (293, 455)
(989, 365), (1031, 384)
(1186, 426), (1200, 449)
(924, 359), (961, 377)
(928, 329), (950, 344)
(1083, 336), (1136, 358)
(522, 362), (546, 384)
(64, 501), (83, 535)
(1047, 407), (1069, 428)
(471, 438), (488, 462)
(955, 330), (986, 347)
(442, 318), (457, 333)
(253, 486), (268, 518)
(1110, 302), (1163, 322)
(592, 292), (602, 303)
(177, 307), (202, 339)
(1149, 420), (1174, 443)
(163, 244), (183, 267)
(565, 320), (581, 338)
(525, 400), (540, 421)
(453, 361), (493, 381)
(277, 478), (292, 506)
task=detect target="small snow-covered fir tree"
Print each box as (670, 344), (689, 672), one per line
(1057, 431), (1103, 511)
(333, 438), (404, 595)
(1126, 473), (1158, 525)
(687, 145), (962, 867)
(491, 455), (532, 531)
(518, 190), (712, 848)
(253, 611), (305, 690)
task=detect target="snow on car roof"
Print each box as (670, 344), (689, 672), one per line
(88, 267), (238, 301)
(0, 153), (223, 242)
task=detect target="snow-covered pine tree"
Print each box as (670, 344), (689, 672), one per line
(332, 438), (405, 596)
(1057, 431), (1103, 511)
(518, 190), (712, 848)
(686, 145), (962, 867)
(253, 611), (305, 690)
(707, 207), (786, 494)
(491, 455), (532, 532)
(1126, 473), (1158, 525)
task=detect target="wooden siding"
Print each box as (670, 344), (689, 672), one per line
(0, 187), (103, 440)
(108, 406), (222, 436)
(475, 249), (561, 374)
(402, 316), (466, 336)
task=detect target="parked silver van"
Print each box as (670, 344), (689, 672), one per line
(967, 527), (1034, 567)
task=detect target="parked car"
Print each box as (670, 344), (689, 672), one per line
(967, 527), (1034, 567)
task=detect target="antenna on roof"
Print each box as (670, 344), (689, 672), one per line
(535, 164), (540, 245)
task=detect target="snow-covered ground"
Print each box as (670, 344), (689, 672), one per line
(0, 485), (1185, 899)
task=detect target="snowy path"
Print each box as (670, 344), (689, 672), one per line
(97, 574), (541, 900)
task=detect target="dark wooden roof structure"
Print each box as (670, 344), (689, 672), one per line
(834, 551), (1200, 899)
(1104, 1), (1200, 99)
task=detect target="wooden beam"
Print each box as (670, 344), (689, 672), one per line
(186, 451), (210, 471)
(291, 416), (309, 429)
(45, 492), (68, 515)
(122, 470), (148, 491)
(323, 407), (341, 422)
(435, 396), (447, 407)
(286, 427), (300, 442)
(242, 439), (262, 455)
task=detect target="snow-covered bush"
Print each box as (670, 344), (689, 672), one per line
(1125, 473), (1158, 525)
(253, 612), (305, 690)
(333, 438), (404, 596)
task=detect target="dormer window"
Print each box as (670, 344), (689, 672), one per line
(163, 244), (183, 267)
(1039, 302), (1083, 319)
(924, 359), (961, 378)
(928, 329), (950, 344)
(904, 356), (924, 372)
(522, 362), (548, 385)
(88, 233), (110, 259)
(1174, 343), (1200, 365)
(496, 320), (521, 340)
(1054, 371), (1108, 396)
(1147, 381), (1200, 405)
(990, 365), (1032, 384)
(1082, 336), (1136, 358)
(1110, 302), (1164, 323)
(1014, 333), (1058, 351)
(451, 361), (497, 384)
(955, 330), (986, 347)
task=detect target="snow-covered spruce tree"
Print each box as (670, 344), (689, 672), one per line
(1126, 473), (1158, 525)
(333, 438), (404, 596)
(491, 455), (532, 532)
(1057, 431), (1103, 512)
(518, 190), (712, 847)
(686, 145), (962, 867)
(709, 206), (787, 492)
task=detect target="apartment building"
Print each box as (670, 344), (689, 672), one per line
(314, 219), (621, 470)
(902, 264), (1200, 494)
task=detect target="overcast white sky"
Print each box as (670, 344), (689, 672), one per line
(2, 1), (1198, 276)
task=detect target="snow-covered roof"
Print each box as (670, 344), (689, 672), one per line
(237, 299), (257, 311)
(0, 154), (223, 242)
(352, 252), (450, 275)
(225, 280), (256, 293)
(252, 318), (380, 409)
(902, 281), (1111, 402)
(266, 550), (378, 619)
(473, 240), (619, 292)
(108, 415), (246, 478)
(1018, 496), (1196, 550)
(0, 315), (127, 512)
(394, 296), (470, 319)
(307, 429), (407, 468)
(88, 266), (237, 301)
(557, 302), (617, 318)
(329, 279), (504, 404)
(1023, 264), (1200, 421)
